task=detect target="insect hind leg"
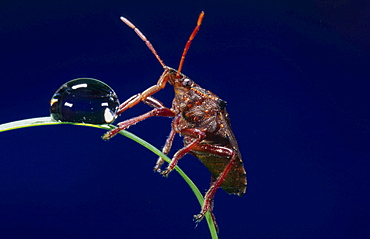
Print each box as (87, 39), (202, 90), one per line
(192, 145), (236, 224)
(194, 176), (219, 232)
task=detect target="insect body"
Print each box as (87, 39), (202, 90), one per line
(103, 12), (247, 229)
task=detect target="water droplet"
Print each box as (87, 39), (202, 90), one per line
(50, 78), (120, 124)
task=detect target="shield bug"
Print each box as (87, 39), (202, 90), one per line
(103, 12), (247, 230)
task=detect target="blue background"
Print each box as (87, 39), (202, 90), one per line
(1, 0), (369, 238)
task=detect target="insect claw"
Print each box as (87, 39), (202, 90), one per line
(153, 166), (162, 173)
(102, 132), (111, 141)
(193, 213), (204, 222)
(160, 170), (170, 177)
(193, 218), (200, 230)
(193, 212), (219, 233)
(102, 125), (123, 140)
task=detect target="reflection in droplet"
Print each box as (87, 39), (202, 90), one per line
(50, 78), (120, 124)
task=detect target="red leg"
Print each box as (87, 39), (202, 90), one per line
(209, 196), (219, 233)
(115, 69), (172, 116)
(142, 96), (166, 109)
(192, 144), (237, 223)
(207, 176), (219, 232)
(194, 175), (219, 232)
(160, 128), (206, 177)
(153, 127), (176, 172)
(102, 107), (176, 140)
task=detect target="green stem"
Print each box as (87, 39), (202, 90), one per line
(0, 117), (218, 239)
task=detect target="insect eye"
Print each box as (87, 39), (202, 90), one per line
(182, 78), (193, 87)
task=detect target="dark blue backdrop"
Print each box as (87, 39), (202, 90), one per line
(1, 1), (369, 238)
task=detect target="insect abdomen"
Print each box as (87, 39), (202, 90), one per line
(190, 149), (246, 196)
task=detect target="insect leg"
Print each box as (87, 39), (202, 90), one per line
(141, 97), (179, 172)
(102, 107), (176, 140)
(153, 127), (176, 172)
(142, 96), (166, 109)
(116, 68), (171, 116)
(192, 145), (236, 222)
(196, 176), (219, 233)
(161, 128), (206, 177)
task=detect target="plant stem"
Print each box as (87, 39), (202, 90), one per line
(0, 117), (218, 239)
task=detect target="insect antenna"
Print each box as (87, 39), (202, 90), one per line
(176, 11), (205, 78)
(120, 16), (166, 68)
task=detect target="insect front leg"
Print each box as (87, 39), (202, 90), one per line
(160, 128), (206, 177)
(142, 96), (166, 109)
(115, 69), (171, 116)
(102, 97), (176, 140)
